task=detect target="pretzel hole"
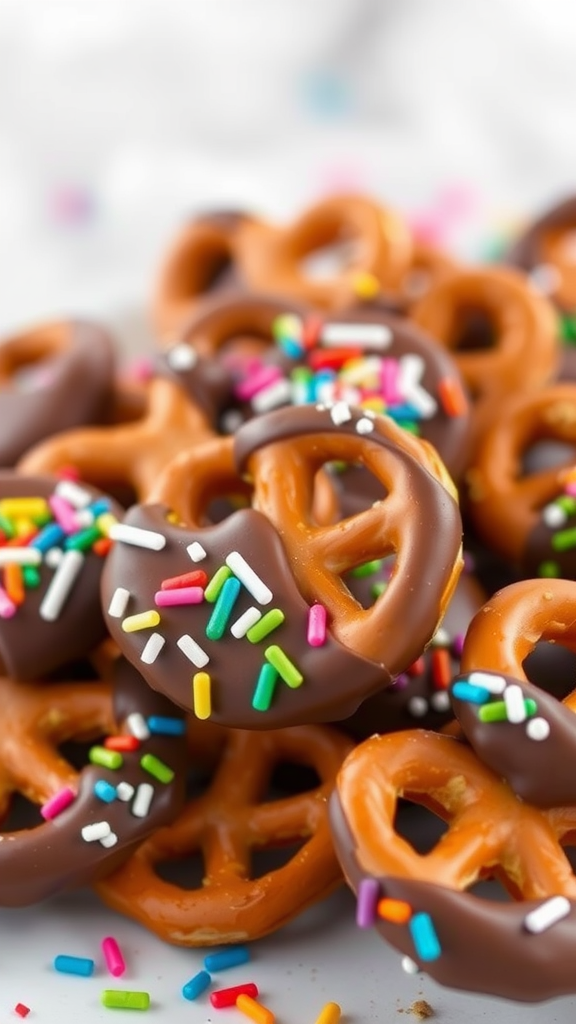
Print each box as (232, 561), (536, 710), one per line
(174, 240), (235, 302)
(522, 439), (576, 475)
(1, 793), (44, 831)
(524, 643), (576, 700)
(448, 306), (496, 353)
(299, 238), (362, 281)
(394, 799), (449, 855)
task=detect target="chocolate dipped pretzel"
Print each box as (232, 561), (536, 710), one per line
(410, 265), (559, 448)
(102, 403), (463, 728)
(0, 472), (123, 679)
(0, 651), (186, 906)
(466, 383), (576, 578)
(507, 195), (576, 315)
(97, 720), (351, 945)
(330, 728), (576, 1001)
(0, 320), (115, 466)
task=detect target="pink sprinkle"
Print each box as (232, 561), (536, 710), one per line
(102, 936), (126, 978)
(380, 358), (402, 404)
(125, 356), (154, 383)
(0, 585), (16, 619)
(41, 785), (76, 820)
(49, 494), (82, 534)
(307, 603), (327, 646)
(234, 364), (283, 402)
(565, 482), (576, 497)
(154, 586), (204, 607)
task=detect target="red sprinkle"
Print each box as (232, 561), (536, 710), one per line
(93, 537), (113, 557)
(57, 465), (81, 481)
(161, 569), (209, 591)
(303, 315), (323, 350)
(15, 1005), (30, 1018)
(105, 735), (141, 752)
(406, 657), (425, 677)
(307, 347), (362, 371)
(210, 983), (259, 1008)
(431, 648), (452, 689)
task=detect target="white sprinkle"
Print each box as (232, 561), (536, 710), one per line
(320, 322), (393, 349)
(55, 479), (92, 509)
(524, 895), (571, 934)
(526, 716), (551, 741)
(431, 690), (451, 713)
(408, 696), (429, 718)
(401, 956), (419, 975)
(225, 551), (272, 605)
(187, 541), (207, 562)
(0, 547), (42, 566)
(398, 354), (437, 419)
(315, 403), (327, 411)
(177, 634), (210, 668)
(543, 503), (567, 529)
(356, 417), (375, 434)
(44, 547), (63, 569)
(167, 342), (198, 371)
(221, 409), (245, 434)
(468, 671), (506, 695)
(108, 587), (131, 618)
(125, 712), (150, 740)
(251, 378), (293, 414)
(316, 380), (337, 404)
(330, 401), (353, 426)
(431, 627), (450, 647)
(116, 782), (135, 802)
(75, 509), (95, 528)
(132, 783), (155, 819)
(504, 683), (527, 723)
(109, 523), (166, 551)
(231, 606), (262, 639)
(39, 549), (84, 621)
(81, 821), (111, 843)
(140, 632), (166, 664)
(99, 831), (119, 849)
(529, 263), (561, 296)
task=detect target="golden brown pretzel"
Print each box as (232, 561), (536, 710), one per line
(410, 266), (559, 447)
(102, 403), (462, 727)
(465, 383), (576, 577)
(96, 721), (351, 945)
(331, 726), (576, 1001)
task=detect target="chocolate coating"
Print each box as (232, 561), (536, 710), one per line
(0, 657), (187, 907)
(0, 320), (115, 466)
(451, 671), (576, 807)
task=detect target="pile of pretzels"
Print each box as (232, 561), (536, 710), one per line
(3, 191), (576, 1003)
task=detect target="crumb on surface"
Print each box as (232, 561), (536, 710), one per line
(409, 1000), (434, 1019)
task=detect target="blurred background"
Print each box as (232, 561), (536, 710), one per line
(1, 0), (576, 336)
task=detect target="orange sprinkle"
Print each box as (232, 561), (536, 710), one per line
(104, 735), (141, 752)
(308, 347), (363, 371)
(431, 648), (452, 689)
(4, 563), (24, 605)
(236, 994), (275, 1024)
(438, 376), (468, 417)
(407, 656), (425, 677)
(93, 537), (113, 557)
(377, 897), (412, 923)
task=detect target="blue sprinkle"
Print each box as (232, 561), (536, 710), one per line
(31, 523), (65, 552)
(409, 912), (442, 962)
(182, 969), (211, 1000)
(451, 681), (490, 705)
(147, 715), (186, 736)
(206, 576), (241, 641)
(94, 779), (117, 803)
(88, 497), (112, 517)
(204, 945), (250, 972)
(277, 337), (303, 359)
(54, 955), (95, 976)
(387, 403), (422, 422)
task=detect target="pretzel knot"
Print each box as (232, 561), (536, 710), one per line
(411, 266), (559, 449)
(331, 728), (576, 1001)
(97, 720), (352, 945)
(0, 320), (115, 466)
(0, 653), (187, 907)
(466, 384), (576, 578)
(102, 402), (462, 728)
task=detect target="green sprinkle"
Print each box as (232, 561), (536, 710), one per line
(556, 495), (576, 515)
(371, 581), (387, 599)
(22, 565), (41, 588)
(204, 566), (232, 603)
(264, 645), (303, 688)
(0, 513), (15, 539)
(246, 608), (285, 643)
(140, 753), (174, 784)
(206, 576), (241, 640)
(478, 698), (537, 723)
(560, 314), (576, 344)
(290, 366), (313, 382)
(101, 990), (150, 1010)
(64, 525), (102, 551)
(89, 746), (123, 770)
(31, 508), (53, 527)
(538, 560), (560, 578)
(552, 527), (576, 552)
(351, 559), (383, 579)
(252, 663), (279, 711)
(401, 421), (420, 435)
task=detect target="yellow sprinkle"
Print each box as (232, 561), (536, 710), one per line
(193, 672), (212, 719)
(121, 610), (161, 632)
(166, 510), (183, 524)
(361, 396), (386, 413)
(14, 517), (36, 537)
(0, 498), (49, 519)
(351, 270), (380, 300)
(95, 512), (118, 536)
(236, 994), (275, 1024)
(314, 1003), (341, 1024)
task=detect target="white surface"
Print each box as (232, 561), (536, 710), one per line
(1, 886), (576, 1022)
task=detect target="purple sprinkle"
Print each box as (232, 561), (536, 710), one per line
(462, 550), (476, 573)
(356, 878), (380, 928)
(389, 673), (409, 691)
(451, 633), (465, 658)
